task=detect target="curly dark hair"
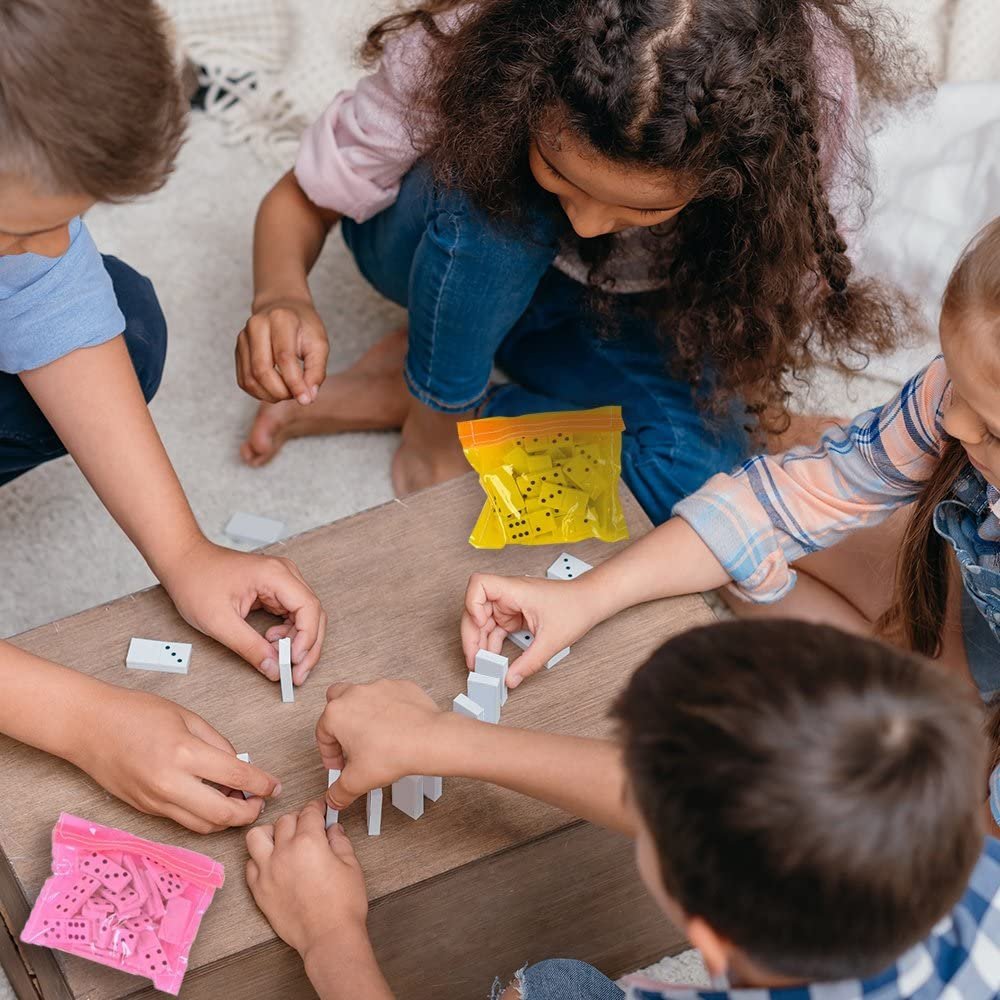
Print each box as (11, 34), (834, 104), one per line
(363, 0), (925, 432)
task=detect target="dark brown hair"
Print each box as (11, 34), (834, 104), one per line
(615, 620), (984, 981)
(0, 0), (187, 200)
(881, 217), (1000, 657)
(363, 0), (924, 433)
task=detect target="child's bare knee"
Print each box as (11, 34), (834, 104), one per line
(490, 972), (524, 1000)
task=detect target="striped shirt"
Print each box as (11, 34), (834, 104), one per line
(674, 357), (953, 603)
(624, 839), (1000, 1000)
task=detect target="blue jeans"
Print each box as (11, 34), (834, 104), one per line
(0, 256), (167, 487)
(342, 164), (750, 524)
(495, 959), (625, 1000)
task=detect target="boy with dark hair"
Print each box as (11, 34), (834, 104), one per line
(0, 0), (326, 833)
(245, 621), (1000, 999)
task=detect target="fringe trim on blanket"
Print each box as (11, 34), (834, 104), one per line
(188, 38), (304, 166)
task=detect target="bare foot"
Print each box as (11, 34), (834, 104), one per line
(391, 402), (472, 496)
(766, 413), (846, 453)
(241, 328), (410, 467)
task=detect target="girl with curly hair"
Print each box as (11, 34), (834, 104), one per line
(236, 0), (917, 522)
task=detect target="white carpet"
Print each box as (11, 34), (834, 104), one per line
(1, 11), (998, 997)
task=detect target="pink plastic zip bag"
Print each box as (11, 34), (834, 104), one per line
(21, 813), (224, 995)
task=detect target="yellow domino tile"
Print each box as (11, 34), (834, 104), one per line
(527, 508), (557, 537)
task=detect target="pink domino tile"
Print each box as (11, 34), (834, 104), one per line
(127, 931), (171, 980)
(97, 885), (140, 913)
(95, 914), (116, 952)
(152, 867), (186, 899)
(157, 897), (192, 944)
(141, 867), (165, 919)
(122, 856), (148, 906)
(82, 899), (114, 919)
(121, 915), (155, 933)
(112, 920), (143, 958)
(116, 901), (143, 922)
(79, 852), (133, 892)
(37, 918), (94, 947)
(52, 873), (101, 917)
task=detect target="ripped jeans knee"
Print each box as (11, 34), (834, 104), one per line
(491, 959), (625, 1000)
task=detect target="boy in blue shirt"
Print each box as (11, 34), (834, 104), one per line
(0, 0), (326, 832)
(246, 620), (1000, 1000)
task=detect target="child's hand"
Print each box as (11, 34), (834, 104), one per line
(246, 801), (368, 958)
(72, 686), (280, 833)
(316, 681), (446, 810)
(236, 297), (330, 406)
(162, 540), (326, 685)
(461, 573), (601, 688)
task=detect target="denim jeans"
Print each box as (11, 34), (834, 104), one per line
(0, 256), (167, 487)
(342, 163), (749, 524)
(934, 466), (1000, 699)
(495, 959), (626, 1000)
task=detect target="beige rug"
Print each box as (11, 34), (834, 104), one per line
(2, 3), (998, 995)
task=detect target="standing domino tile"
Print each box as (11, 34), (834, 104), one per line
(236, 753), (253, 799)
(546, 552), (593, 581)
(468, 672), (502, 724)
(223, 511), (285, 546)
(392, 775), (425, 820)
(423, 776), (443, 802)
(453, 693), (485, 721)
(366, 788), (383, 836)
(126, 638), (191, 675)
(474, 649), (509, 706)
(278, 637), (294, 703)
(545, 646), (571, 670)
(326, 769), (341, 829)
(506, 630), (571, 670)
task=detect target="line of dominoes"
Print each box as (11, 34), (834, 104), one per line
(450, 551), (592, 725)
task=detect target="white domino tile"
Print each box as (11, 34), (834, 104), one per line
(546, 552), (593, 581)
(236, 753), (252, 799)
(508, 629), (534, 651)
(423, 776), (443, 802)
(126, 638), (192, 675)
(505, 630), (571, 670)
(474, 649), (509, 705)
(392, 775), (425, 820)
(326, 769), (341, 828)
(223, 511), (285, 546)
(278, 637), (294, 703)
(545, 646), (571, 670)
(453, 694), (485, 721)
(367, 788), (383, 836)
(467, 672), (502, 724)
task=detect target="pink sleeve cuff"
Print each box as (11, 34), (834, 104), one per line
(294, 94), (407, 223)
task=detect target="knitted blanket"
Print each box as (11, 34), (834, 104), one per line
(161, 0), (1000, 169)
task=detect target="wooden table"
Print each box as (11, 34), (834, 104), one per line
(0, 474), (713, 999)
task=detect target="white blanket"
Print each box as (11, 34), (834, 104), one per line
(852, 81), (1000, 384)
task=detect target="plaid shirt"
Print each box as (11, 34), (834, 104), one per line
(623, 839), (1000, 1000)
(674, 357), (953, 604)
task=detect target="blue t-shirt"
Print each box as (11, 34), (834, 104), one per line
(0, 217), (125, 373)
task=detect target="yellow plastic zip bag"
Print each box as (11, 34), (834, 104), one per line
(457, 406), (629, 549)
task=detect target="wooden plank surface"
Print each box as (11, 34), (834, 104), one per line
(1, 474), (713, 998)
(125, 823), (687, 1000)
